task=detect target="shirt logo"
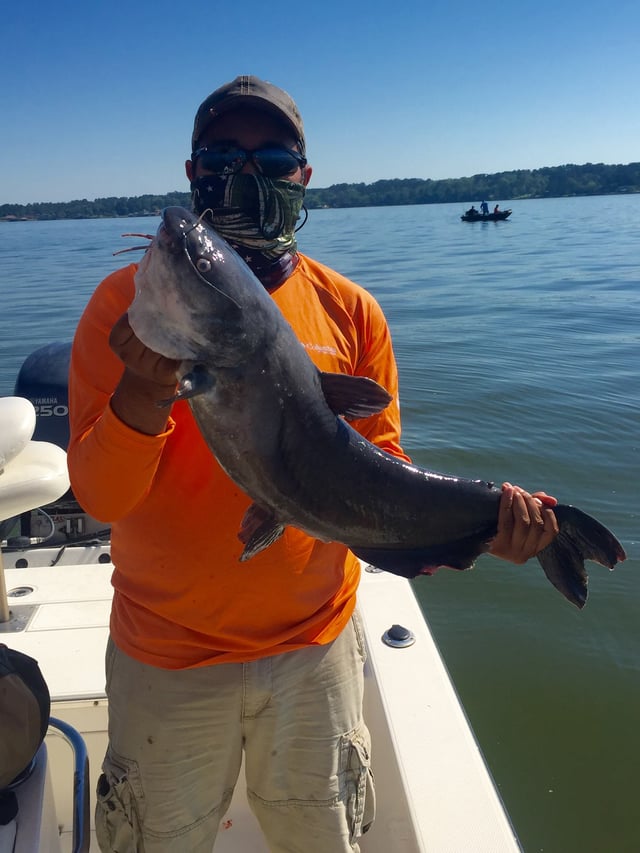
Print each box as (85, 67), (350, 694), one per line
(301, 342), (338, 356)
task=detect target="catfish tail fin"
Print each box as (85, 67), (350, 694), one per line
(537, 504), (626, 609)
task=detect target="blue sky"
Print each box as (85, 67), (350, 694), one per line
(2, 0), (638, 204)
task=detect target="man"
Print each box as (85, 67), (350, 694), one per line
(68, 75), (558, 852)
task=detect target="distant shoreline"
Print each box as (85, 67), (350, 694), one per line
(2, 161), (639, 221)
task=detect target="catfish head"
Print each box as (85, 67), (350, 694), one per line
(128, 207), (278, 367)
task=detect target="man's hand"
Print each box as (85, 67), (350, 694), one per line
(109, 313), (180, 387)
(489, 482), (559, 564)
(109, 314), (181, 435)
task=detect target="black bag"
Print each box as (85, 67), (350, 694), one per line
(0, 644), (50, 789)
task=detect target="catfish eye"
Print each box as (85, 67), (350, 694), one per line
(196, 258), (211, 273)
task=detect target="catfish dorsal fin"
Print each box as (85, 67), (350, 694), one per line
(319, 372), (393, 420)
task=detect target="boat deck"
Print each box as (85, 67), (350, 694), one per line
(2, 545), (520, 852)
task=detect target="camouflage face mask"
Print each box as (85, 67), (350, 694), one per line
(190, 173), (306, 259)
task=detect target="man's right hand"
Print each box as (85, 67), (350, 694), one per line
(109, 314), (181, 435)
(109, 314), (181, 386)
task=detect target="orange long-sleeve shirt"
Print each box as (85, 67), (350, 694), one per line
(68, 254), (409, 669)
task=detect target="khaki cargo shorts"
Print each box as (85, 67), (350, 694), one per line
(96, 612), (375, 852)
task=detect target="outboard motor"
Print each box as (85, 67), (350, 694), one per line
(14, 341), (71, 451)
(9, 342), (109, 545)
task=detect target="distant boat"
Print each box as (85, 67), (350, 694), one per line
(461, 209), (512, 222)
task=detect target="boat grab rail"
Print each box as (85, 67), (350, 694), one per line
(48, 717), (90, 853)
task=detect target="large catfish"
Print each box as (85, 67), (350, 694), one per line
(127, 207), (626, 608)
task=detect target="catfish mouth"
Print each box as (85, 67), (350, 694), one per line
(114, 213), (188, 263)
(116, 207), (208, 261)
(157, 220), (181, 251)
(157, 209), (192, 256)
(120, 206), (241, 320)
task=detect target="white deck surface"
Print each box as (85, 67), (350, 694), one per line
(2, 553), (520, 852)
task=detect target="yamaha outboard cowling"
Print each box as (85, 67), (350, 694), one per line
(14, 342), (71, 451)
(8, 342), (110, 548)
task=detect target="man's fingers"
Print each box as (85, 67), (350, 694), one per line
(531, 490), (558, 507)
(498, 482), (515, 530)
(109, 313), (135, 351)
(513, 491), (558, 557)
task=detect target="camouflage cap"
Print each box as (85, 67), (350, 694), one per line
(191, 75), (306, 155)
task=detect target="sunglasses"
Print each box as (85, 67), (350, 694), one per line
(192, 145), (307, 179)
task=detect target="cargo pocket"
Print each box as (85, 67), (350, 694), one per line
(95, 748), (145, 852)
(340, 723), (376, 845)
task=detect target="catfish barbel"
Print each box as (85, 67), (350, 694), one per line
(127, 207), (626, 609)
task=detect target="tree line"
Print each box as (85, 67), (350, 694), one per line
(2, 162), (638, 221)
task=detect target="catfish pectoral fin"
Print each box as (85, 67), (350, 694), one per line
(157, 366), (215, 407)
(238, 502), (285, 561)
(319, 371), (393, 419)
(537, 504), (627, 609)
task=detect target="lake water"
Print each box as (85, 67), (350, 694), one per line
(1, 195), (638, 852)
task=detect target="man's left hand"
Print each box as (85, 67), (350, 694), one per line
(489, 482), (559, 564)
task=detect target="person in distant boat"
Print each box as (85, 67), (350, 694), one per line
(68, 75), (559, 853)
(494, 204), (500, 214)
(480, 200), (490, 215)
(466, 204), (478, 216)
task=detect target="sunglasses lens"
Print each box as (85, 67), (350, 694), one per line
(252, 148), (302, 178)
(194, 147), (303, 178)
(197, 148), (246, 175)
